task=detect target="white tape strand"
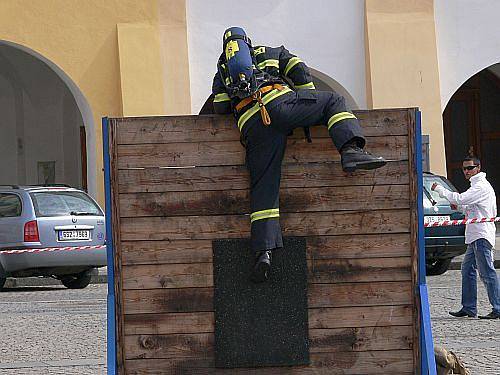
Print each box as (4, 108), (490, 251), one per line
(424, 217), (500, 228)
(0, 245), (106, 255)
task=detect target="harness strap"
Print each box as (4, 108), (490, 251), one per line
(254, 90), (271, 125)
(234, 83), (285, 120)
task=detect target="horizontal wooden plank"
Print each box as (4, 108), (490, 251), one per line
(124, 350), (413, 374)
(117, 136), (408, 168)
(117, 160), (409, 193)
(120, 234), (411, 266)
(309, 325), (413, 352)
(118, 184), (409, 218)
(310, 281), (412, 308)
(125, 333), (212, 360)
(115, 109), (410, 145)
(123, 288), (213, 314)
(122, 281), (412, 314)
(121, 240), (214, 265)
(121, 257), (411, 290)
(124, 312), (214, 335)
(309, 257), (411, 283)
(122, 263), (213, 290)
(120, 210), (410, 241)
(307, 233), (411, 259)
(308, 305), (413, 329)
(123, 305), (413, 336)
(124, 326), (412, 360)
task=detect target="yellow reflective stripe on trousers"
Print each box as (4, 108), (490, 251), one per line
(327, 112), (357, 130)
(250, 208), (280, 223)
(214, 93), (230, 102)
(284, 57), (302, 76)
(257, 59), (279, 70)
(295, 82), (315, 90)
(237, 87), (293, 131)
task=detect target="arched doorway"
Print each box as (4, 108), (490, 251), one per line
(442, 63), (500, 204)
(0, 41), (96, 196)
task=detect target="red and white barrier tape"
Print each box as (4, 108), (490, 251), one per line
(0, 245), (106, 255)
(2, 218), (498, 252)
(424, 217), (500, 228)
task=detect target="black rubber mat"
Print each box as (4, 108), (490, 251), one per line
(213, 237), (309, 368)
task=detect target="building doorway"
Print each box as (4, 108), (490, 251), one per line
(443, 64), (500, 206)
(0, 42), (91, 192)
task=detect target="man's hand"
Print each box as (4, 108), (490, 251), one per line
(450, 204), (458, 210)
(431, 182), (438, 191)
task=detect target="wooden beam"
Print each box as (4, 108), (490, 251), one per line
(115, 109), (409, 145)
(118, 185), (409, 217)
(117, 136), (408, 169)
(120, 209), (411, 241)
(117, 160), (409, 193)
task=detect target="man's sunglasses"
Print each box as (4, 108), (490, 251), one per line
(463, 165), (478, 171)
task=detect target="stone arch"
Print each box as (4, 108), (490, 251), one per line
(0, 40), (97, 197)
(308, 68), (359, 110)
(441, 62), (500, 201)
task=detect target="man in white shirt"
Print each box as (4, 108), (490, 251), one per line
(431, 156), (499, 319)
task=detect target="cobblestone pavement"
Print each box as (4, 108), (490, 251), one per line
(1, 272), (498, 374)
(0, 284), (106, 374)
(427, 270), (500, 375)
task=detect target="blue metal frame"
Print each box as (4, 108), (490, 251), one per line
(103, 117), (117, 374)
(416, 110), (437, 375)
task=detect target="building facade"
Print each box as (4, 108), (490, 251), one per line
(1, 0), (499, 205)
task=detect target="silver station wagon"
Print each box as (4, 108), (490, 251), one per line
(0, 185), (106, 290)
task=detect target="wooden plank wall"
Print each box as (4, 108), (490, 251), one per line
(108, 109), (419, 374)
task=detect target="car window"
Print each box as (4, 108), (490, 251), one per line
(423, 193), (434, 209)
(0, 193), (22, 217)
(30, 191), (102, 217)
(423, 175), (457, 206)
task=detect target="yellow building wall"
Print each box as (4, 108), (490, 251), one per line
(117, 23), (165, 116)
(0, 0), (192, 205)
(158, 0), (191, 114)
(365, 0), (446, 175)
(1, 0), (452, 203)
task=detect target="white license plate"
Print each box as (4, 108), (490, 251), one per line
(424, 215), (450, 225)
(58, 230), (91, 241)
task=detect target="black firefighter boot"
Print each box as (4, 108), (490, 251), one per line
(251, 250), (272, 283)
(341, 140), (387, 172)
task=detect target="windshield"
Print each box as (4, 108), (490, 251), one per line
(30, 191), (103, 217)
(423, 175), (457, 207)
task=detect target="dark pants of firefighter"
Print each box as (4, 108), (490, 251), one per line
(242, 89), (365, 253)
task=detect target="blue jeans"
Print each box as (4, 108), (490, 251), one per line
(461, 238), (500, 315)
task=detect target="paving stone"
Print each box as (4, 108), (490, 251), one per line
(0, 285), (107, 374)
(1, 269), (498, 374)
(427, 270), (500, 375)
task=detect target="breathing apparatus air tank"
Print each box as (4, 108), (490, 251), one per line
(222, 27), (255, 98)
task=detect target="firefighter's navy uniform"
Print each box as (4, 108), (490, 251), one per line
(212, 44), (366, 254)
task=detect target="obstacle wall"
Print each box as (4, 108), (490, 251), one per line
(104, 108), (421, 374)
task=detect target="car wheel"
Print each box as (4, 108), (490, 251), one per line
(61, 270), (93, 289)
(0, 277), (5, 291)
(426, 258), (452, 276)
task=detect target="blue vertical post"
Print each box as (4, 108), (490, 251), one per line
(416, 110), (437, 374)
(102, 117), (117, 374)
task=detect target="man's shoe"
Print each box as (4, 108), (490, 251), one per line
(250, 250), (272, 283)
(341, 145), (387, 172)
(449, 309), (476, 318)
(478, 311), (500, 319)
